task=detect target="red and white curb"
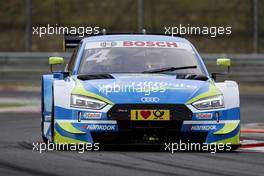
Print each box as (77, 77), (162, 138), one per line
(241, 128), (264, 133)
(239, 139), (264, 152)
(239, 123), (264, 152)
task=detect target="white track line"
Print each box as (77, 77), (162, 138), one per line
(0, 106), (40, 113)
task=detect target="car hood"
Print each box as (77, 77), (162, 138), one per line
(75, 73), (211, 104)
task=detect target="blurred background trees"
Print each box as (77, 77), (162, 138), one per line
(0, 0), (263, 53)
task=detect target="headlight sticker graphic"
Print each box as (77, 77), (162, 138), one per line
(71, 94), (107, 110)
(192, 95), (224, 110)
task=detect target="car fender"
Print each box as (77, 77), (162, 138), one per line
(53, 78), (75, 110)
(215, 80), (240, 109)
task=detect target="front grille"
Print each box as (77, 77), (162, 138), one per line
(91, 130), (208, 144)
(107, 104), (192, 120)
(99, 104), (197, 146)
(116, 120), (183, 130)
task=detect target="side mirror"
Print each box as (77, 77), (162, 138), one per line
(212, 58), (231, 81)
(216, 58), (231, 72)
(48, 57), (64, 72)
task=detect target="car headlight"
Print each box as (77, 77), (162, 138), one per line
(71, 95), (107, 110)
(192, 95), (224, 110)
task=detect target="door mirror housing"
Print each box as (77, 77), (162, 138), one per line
(48, 57), (64, 72)
(216, 58), (231, 72)
(212, 58), (232, 81)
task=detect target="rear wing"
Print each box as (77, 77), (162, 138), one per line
(63, 31), (182, 51)
(63, 29), (108, 50)
(63, 32), (109, 51)
(63, 34), (84, 51)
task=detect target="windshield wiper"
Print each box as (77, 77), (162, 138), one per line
(142, 66), (197, 73)
(77, 73), (114, 80)
(176, 73), (208, 81)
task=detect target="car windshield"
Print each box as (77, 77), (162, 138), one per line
(79, 44), (204, 75)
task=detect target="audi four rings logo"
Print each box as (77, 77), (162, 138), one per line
(100, 41), (117, 47)
(141, 97), (160, 102)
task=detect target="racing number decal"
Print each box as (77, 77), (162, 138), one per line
(86, 50), (109, 63)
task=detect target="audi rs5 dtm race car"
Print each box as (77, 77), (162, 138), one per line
(41, 33), (240, 149)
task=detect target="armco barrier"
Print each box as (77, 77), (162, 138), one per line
(0, 52), (263, 85)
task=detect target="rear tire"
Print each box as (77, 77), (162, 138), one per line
(230, 144), (240, 151)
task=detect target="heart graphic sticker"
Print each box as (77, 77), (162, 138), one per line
(140, 110), (151, 119)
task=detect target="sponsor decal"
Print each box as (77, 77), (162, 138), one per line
(196, 113), (213, 120)
(131, 109), (170, 120)
(44, 115), (52, 121)
(80, 112), (102, 119)
(116, 109), (128, 113)
(85, 41), (185, 49)
(86, 124), (116, 131)
(191, 125), (217, 131)
(123, 41), (177, 48)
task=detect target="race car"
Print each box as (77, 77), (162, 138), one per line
(41, 33), (240, 149)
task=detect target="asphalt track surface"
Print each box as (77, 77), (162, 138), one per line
(0, 92), (264, 176)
